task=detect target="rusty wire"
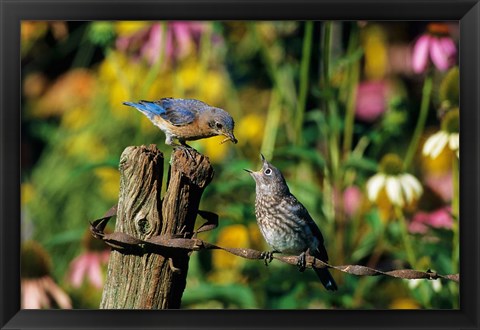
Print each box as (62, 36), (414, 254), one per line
(90, 205), (459, 283)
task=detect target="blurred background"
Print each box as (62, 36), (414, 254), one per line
(21, 21), (459, 309)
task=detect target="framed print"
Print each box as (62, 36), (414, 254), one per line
(1, 0), (479, 329)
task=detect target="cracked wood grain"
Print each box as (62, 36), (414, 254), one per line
(100, 145), (214, 309)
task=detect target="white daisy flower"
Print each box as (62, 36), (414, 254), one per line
(366, 154), (423, 207)
(423, 109), (459, 158)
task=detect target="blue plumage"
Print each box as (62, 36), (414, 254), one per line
(123, 97), (237, 147)
(123, 101), (166, 120)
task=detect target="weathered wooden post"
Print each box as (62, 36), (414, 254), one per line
(100, 144), (214, 309)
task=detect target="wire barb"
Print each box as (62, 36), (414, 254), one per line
(90, 206), (459, 283)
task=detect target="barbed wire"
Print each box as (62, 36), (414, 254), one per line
(90, 206), (459, 283)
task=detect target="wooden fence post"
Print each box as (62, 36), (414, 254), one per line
(100, 144), (214, 309)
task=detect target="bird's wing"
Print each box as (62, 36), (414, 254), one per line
(158, 99), (197, 126)
(123, 100), (166, 120)
(286, 195), (329, 261)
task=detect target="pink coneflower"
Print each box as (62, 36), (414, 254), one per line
(355, 80), (388, 122)
(412, 23), (457, 74)
(116, 21), (208, 65)
(409, 206), (453, 234)
(21, 241), (72, 309)
(67, 230), (110, 289)
(335, 185), (363, 218)
(68, 251), (110, 289)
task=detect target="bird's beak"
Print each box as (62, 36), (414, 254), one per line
(260, 153), (269, 166)
(244, 168), (259, 180)
(221, 131), (238, 144)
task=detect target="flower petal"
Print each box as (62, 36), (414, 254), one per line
(43, 276), (72, 309)
(401, 174), (423, 199)
(408, 219), (429, 234)
(412, 35), (431, 73)
(366, 174), (386, 202)
(87, 255), (104, 289)
(438, 37), (457, 59)
(386, 176), (404, 206)
(449, 133), (459, 151)
(22, 280), (42, 309)
(68, 255), (88, 288)
(430, 37), (451, 71)
(399, 175), (414, 204)
(430, 132), (449, 158)
(423, 132), (442, 157)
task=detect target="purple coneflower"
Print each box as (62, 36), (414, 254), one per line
(21, 241), (72, 309)
(67, 230), (110, 289)
(412, 23), (457, 74)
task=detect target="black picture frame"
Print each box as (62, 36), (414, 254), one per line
(1, 0), (479, 329)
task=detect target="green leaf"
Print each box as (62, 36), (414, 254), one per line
(275, 146), (325, 168)
(45, 228), (86, 247)
(343, 155), (378, 173)
(182, 283), (257, 308)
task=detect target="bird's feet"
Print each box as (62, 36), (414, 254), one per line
(172, 143), (196, 162)
(297, 251), (307, 272)
(260, 251), (276, 266)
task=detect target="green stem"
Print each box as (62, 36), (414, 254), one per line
(294, 21), (314, 146)
(260, 90), (281, 161)
(342, 25), (360, 157)
(394, 206), (417, 268)
(322, 22), (333, 84)
(404, 74), (433, 170)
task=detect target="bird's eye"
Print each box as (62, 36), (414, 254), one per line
(215, 122), (223, 129)
(264, 168), (272, 176)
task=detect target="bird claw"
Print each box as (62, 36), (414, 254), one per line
(173, 144), (196, 163)
(261, 251), (275, 266)
(297, 251), (307, 272)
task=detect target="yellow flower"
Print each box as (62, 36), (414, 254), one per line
(212, 225), (249, 269)
(236, 113), (265, 147)
(210, 225), (249, 283)
(63, 132), (108, 162)
(114, 21), (150, 36)
(94, 167), (120, 201)
(198, 71), (227, 105)
(362, 25), (388, 80)
(178, 57), (201, 91)
(61, 106), (93, 130)
(98, 50), (174, 120)
(389, 298), (420, 309)
(194, 136), (230, 163)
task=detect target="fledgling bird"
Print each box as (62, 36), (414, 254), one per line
(123, 98), (237, 149)
(245, 155), (338, 291)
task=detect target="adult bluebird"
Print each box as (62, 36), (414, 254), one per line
(123, 98), (237, 148)
(245, 155), (338, 291)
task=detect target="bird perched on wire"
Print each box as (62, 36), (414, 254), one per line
(123, 98), (237, 149)
(245, 155), (338, 291)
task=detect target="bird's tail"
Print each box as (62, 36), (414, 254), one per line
(123, 101), (165, 120)
(314, 267), (338, 291)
